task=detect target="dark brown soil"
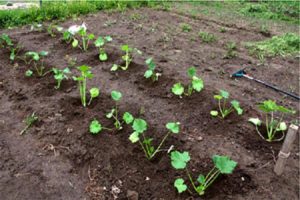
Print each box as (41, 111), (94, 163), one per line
(0, 8), (299, 200)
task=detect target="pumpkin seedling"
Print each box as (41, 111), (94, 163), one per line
(106, 90), (123, 130)
(73, 65), (96, 107)
(52, 67), (71, 89)
(94, 36), (112, 61)
(20, 112), (38, 135)
(111, 44), (142, 71)
(88, 88), (100, 105)
(171, 67), (204, 97)
(128, 116), (180, 160)
(0, 33), (20, 62)
(144, 58), (161, 82)
(89, 119), (112, 135)
(65, 23), (94, 51)
(210, 90), (243, 119)
(248, 100), (295, 142)
(24, 51), (48, 76)
(171, 151), (237, 196)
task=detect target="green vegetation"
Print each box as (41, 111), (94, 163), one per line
(24, 51), (48, 76)
(249, 100), (295, 142)
(172, 67), (204, 97)
(246, 33), (300, 61)
(224, 41), (237, 59)
(89, 119), (112, 135)
(0, 33), (20, 61)
(144, 58), (161, 82)
(210, 90), (243, 119)
(94, 36), (112, 61)
(20, 112), (38, 135)
(52, 67), (70, 89)
(171, 151), (237, 196)
(106, 90), (123, 130)
(199, 31), (216, 43)
(180, 23), (192, 32)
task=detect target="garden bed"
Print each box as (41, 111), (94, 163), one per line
(0, 8), (299, 200)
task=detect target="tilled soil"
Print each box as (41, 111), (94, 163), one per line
(0, 8), (299, 200)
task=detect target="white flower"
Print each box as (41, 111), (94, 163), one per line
(68, 23), (87, 35)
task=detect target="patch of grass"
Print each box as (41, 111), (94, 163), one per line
(246, 33), (300, 61)
(224, 41), (237, 59)
(199, 31), (216, 43)
(0, 1), (162, 29)
(180, 23), (192, 32)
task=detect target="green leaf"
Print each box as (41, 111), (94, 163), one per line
(212, 155), (237, 174)
(258, 100), (277, 113)
(111, 90), (122, 101)
(213, 95), (222, 100)
(220, 90), (229, 99)
(26, 52), (40, 61)
(174, 178), (187, 193)
(248, 118), (261, 126)
(123, 112), (134, 124)
(106, 109), (115, 119)
(121, 44), (129, 51)
(111, 64), (119, 71)
(95, 36), (105, 47)
(105, 36), (112, 42)
(39, 51), (48, 56)
(72, 39), (78, 47)
(170, 151), (190, 169)
(172, 83), (184, 96)
(129, 131), (140, 143)
(25, 70), (33, 77)
(192, 77), (204, 92)
(99, 53), (108, 61)
(231, 100), (243, 115)
(78, 65), (91, 72)
(166, 122), (180, 134)
(89, 119), (102, 134)
(89, 88), (100, 98)
(277, 105), (295, 114)
(132, 118), (147, 133)
(210, 110), (218, 117)
(276, 122), (287, 131)
(187, 66), (196, 78)
(197, 174), (206, 185)
(88, 34), (95, 40)
(144, 70), (153, 78)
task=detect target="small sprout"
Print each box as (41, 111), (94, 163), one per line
(224, 41), (237, 59)
(211, 90), (243, 119)
(20, 112), (38, 135)
(88, 87), (100, 105)
(180, 23), (192, 32)
(123, 112), (134, 124)
(249, 100), (295, 142)
(105, 90), (123, 130)
(25, 70), (33, 77)
(199, 31), (216, 43)
(220, 27), (226, 33)
(111, 44), (142, 71)
(52, 67), (70, 89)
(89, 119), (102, 134)
(111, 90), (122, 101)
(94, 36), (112, 61)
(171, 152), (237, 196)
(172, 67), (204, 97)
(144, 58), (161, 82)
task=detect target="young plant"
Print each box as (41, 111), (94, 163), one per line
(128, 116), (180, 160)
(0, 33), (20, 62)
(111, 44), (142, 71)
(24, 51), (48, 76)
(171, 67), (204, 97)
(20, 112), (38, 135)
(73, 65), (96, 107)
(144, 58), (161, 82)
(89, 119), (112, 135)
(94, 36), (112, 61)
(106, 91), (123, 130)
(52, 67), (71, 89)
(171, 151), (237, 196)
(224, 41), (237, 59)
(88, 88), (100, 105)
(65, 23), (94, 51)
(248, 100), (295, 142)
(47, 23), (63, 37)
(180, 23), (192, 32)
(25, 70), (33, 77)
(199, 31), (216, 43)
(210, 90), (243, 119)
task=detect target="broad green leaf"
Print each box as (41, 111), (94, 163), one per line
(220, 90), (229, 99)
(39, 51), (48, 56)
(172, 83), (184, 96)
(111, 64), (119, 71)
(248, 118), (261, 126)
(72, 39), (78, 47)
(89, 119), (102, 134)
(26, 52), (39, 61)
(145, 58), (156, 70)
(187, 66), (196, 78)
(99, 53), (108, 61)
(129, 131), (140, 143)
(105, 36), (112, 41)
(210, 110), (218, 117)
(258, 100), (277, 113)
(123, 112), (134, 124)
(197, 174), (206, 185)
(88, 34), (95, 40)
(174, 178), (187, 193)
(212, 155), (237, 174)
(276, 122), (287, 131)
(170, 151), (190, 169)
(277, 105), (295, 114)
(192, 77), (204, 92)
(231, 100), (243, 115)
(78, 65), (91, 72)
(213, 95), (222, 100)
(111, 90), (122, 101)
(121, 44), (129, 51)
(95, 36), (105, 47)
(166, 122), (180, 134)
(25, 70), (33, 77)
(89, 88), (99, 98)
(132, 118), (147, 133)
(144, 70), (153, 78)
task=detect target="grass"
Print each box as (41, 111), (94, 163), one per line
(246, 33), (300, 61)
(0, 0), (165, 29)
(199, 31), (216, 43)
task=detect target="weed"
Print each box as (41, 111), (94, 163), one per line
(249, 100), (295, 142)
(224, 41), (237, 59)
(171, 151), (237, 196)
(210, 90), (243, 119)
(199, 31), (216, 43)
(219, 27), (226, 33)
(94, 36), (112, 61)
(172, 67), (204, 97)
(20, 112), (38, 135)
(181, 23), (192, 32)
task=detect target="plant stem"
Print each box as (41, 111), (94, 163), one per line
(150, 132), (171, 159)
(185, 168), (198, 194)
(139, 139), (150, 159)
(204, 170), (220, 189)
(20, 124), (30, 135)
